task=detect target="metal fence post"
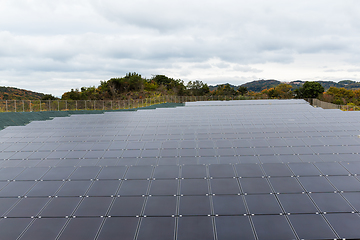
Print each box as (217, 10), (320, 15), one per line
(14, 100), (16, 112)
(58, 101), (60, 111)
(30, 100), (32, 112)
(22, 100), (25, 112)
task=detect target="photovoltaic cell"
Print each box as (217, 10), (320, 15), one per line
(39, 197), (82, 217)
(215, 216), (255, 240)
(251, 215), (296, 240)
(137, 217), (175, 240)
(57, 218), (103, 240)
(97, 217), (138, 240)
(177, 216), (214, 240)
(20, 218), (67, 240)
(288, 214), (336, 239)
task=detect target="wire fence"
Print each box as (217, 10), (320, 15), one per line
(0, 95), (250, 112)
(306, 98), (360, 111)
(1, 96), (358, 112)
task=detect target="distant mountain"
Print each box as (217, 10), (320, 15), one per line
(208, 83), (238, 91)
(0, 87), (45, 100)
(240, 80), (282, 92)
(240, 80), (360, 92)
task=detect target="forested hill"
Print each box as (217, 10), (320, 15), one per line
(0, 87), (45, 100)
(208, 83), (238, 91)
(241, 80), (360, 92)
(240, 80), (281, 92)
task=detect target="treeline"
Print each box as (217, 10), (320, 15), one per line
(320, 87), (360, 106)
(242, 79), (360, 92)
(61, 73), (249, 100)
(249, 82), (360, 106)
(59, 73), (360, 106)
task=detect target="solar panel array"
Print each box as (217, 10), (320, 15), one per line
(0, 99), (360, 239)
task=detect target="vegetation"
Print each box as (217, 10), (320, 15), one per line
(320, 87), (360, 105)
(294, 82), (324, 98)
(240, 79), (360, 92)
(0, 86), (45, 100)
(41, 94), (58, 100)
(61, 73), (187, 100)
(241, 80), (282, 92)
(261, 83), (293, 99)
(1, 74), (360, 109)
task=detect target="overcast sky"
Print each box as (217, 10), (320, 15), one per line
(1, 0), (360, 96)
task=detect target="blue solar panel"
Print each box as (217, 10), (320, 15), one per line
(0, 99), (360, 239)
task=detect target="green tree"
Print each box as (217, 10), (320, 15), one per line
(61, 89), (81, 100)
(213, 84), (237, 96)
(186, 80), (210, 96)
(237, 86), (248, 95)
(41, 94), (58, 100)
(295, 81), (324, 98)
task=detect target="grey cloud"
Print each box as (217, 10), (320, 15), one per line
(233, 65), (263, 73)
(324, 69), (345, 73)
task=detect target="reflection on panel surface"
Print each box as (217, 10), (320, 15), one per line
(0, 99), (360, 239)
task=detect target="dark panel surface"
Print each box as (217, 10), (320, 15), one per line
(215, 216), (255, 240)
(137, 217), (175, 240)
(288, 162), (321, 176)
(235, 164), (264, 177)
(180, 179), (209, 195)
(298, 176), (335, 192)
(109, 196), (145, 216)
(56, 181), (92, 197)
(245, 194), (282, 215)
(240, 178), (272, 194)
(118, 180), (149, 196)
(6, 197), (50, 217)
(177, 216), (215, 240)
(210, 178), (241, 195)
(74, 197), (112, 216)
(149, 179), (178, 195)
(310, 192), (354, 213)
(40, 197), (81, 217)
(181, 165), (207, 178)
(277, 193), (318, 214)
(26, 181), (64, 197)
(179, 196), (211, 216)
(269, 177), (304, 193)
(208, 164), (235, 178)
(325, 213), (360, 239)
(289, 214), (336, 239)
(251, 215), (296, 240)
(212, 195), (247, 215)
(20, 218), (67, 240)
(97, 217), (138, 240)
(58, 218), (103, 240)
(41, 166), (75, 180)
(86, 180), (121, 196)
(0, 218), (32, 240)
(144, 196), (177, 216)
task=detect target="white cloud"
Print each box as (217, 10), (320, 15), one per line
(0, 0), (360, 96)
